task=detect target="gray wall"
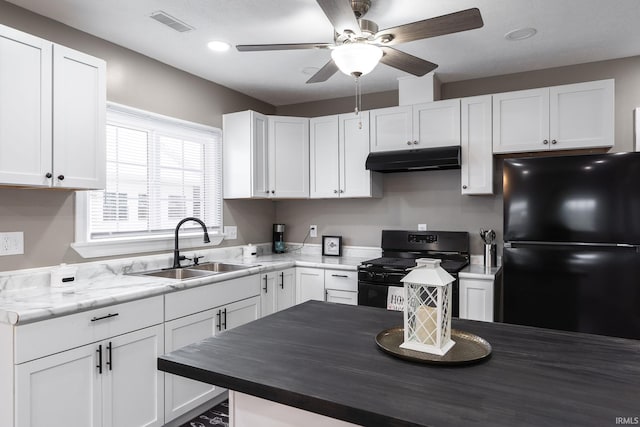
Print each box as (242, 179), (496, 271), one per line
(0, 1), (276, 270)
(275, 55), (640, 256)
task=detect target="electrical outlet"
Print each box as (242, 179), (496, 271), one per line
(310, 225), (317, 238)
(0, 232), (24, 256)
(418, 224), (427, 231)
(223, 226), (237, 240)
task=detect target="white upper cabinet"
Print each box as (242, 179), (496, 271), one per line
(461, 95), (493, 195)
(0, 24), (105, 189)
(493, 79), (614, 153)
(268, 116), (309, 198)
(223, 110), (269, 199)
(223, 112), (309, 199)
(370, 99), (461, 152)
(52, 45), (106, 189)
(0, 25), (52, 187)
(309, 112), (381, 198)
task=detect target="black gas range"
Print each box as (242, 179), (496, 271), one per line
(358, 230), (470, 316)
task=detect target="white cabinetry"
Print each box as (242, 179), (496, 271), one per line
(0, 24), (106, 189)
(260, 268), (296, 316)
(295, 267), (325, 303)
(309, 112), (381, 198)
(461, 95), (493, 195)
(492, 79), (614, 153)
(370, 99), (461, 152)
(223, 112), (309, 199)
(163, 275), (260, 422)
(296, 267), (358, 305)
(459, 268), (502, 322)
(13, 296), (164, 427)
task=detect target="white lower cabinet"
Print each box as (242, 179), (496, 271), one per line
(459, 277), (495, 322)
(15, 324), (164, 427)
(261, 268), (296, 317)
(163, 275), (261, 423)
(296, 267), (325, 304)
(296, 267), (358, 305)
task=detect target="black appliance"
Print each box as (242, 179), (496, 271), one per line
(503, 152), (640, 340)
(358, 230), (469, 316)
(273, 224), (285, 253)
(365, 146), (461, 173)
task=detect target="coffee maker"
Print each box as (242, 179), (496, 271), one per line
(273, 224), (285, 253)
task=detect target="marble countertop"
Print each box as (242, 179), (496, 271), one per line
(459, 264), (503, 279)
(0, 251), (370, 326)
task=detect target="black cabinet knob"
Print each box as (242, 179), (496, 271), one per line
(45, 172), (52, 178)
(57, 175), (65, 181)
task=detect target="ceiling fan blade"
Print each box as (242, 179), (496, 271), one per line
(306, 59), (339, 83)
(379, 46), (438, 76)
(316, 0), (361, 36)
(237, 43), (332, 52)
(376, 8), (483, 45)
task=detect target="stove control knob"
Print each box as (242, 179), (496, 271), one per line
(367, 271), (376, 279)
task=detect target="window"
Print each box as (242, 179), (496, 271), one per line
(73, 103), (223, 258)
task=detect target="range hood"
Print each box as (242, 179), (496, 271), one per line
(365, 146), (461, 173)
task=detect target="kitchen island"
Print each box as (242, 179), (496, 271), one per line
(158, 301), (640, 427)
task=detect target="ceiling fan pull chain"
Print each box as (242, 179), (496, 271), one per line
(355, 76), (363, 129)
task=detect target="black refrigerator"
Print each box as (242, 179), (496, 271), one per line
(503, 152), (640, 340)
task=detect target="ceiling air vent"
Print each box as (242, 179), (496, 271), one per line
(149, 11), (194, 33)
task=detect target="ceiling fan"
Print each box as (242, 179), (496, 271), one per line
(236, 0), (484, 83)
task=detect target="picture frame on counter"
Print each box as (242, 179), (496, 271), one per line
(322, 236), (342, 257)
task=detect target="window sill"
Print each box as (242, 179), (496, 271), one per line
(71, 233), (225, 259)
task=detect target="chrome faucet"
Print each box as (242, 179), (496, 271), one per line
(173, 217), (210, 269)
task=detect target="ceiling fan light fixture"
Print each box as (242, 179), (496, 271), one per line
(331, 43), (383, 77)
(207, 40), (231, 52)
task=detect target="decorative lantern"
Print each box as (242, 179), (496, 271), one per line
(400, 258), (455, 356)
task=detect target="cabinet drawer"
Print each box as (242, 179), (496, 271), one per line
(165, 274), (261, 321)
(324, 269), (357, 292)
(14, 295), (163, 364)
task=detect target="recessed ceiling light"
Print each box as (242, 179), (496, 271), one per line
(504, 27), (537, 41)
(207, 40), (230, 52)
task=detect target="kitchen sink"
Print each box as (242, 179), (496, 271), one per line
(190, 262), (260, 272)
(135, 268), (218, 280)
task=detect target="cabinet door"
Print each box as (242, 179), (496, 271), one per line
(310, 115), (340, 198)
(104, 325), (164, 427)
(412, 99), (461, 148)
(339, 112), (380, 198)
(52, 44), (106, 189)
(222, 296), (261, 330)
(461, 95), (493, 195)
(269, 116), (309, 198)
(549, 79), (614, 150)
(369, 105), (413, 152)
(252, 111), (270, 198)
(164, 309), (221, 422)
(0, 25), (52, 187)
(492, 88), (549, 154)
(275, 268), (296, 312)
(325, 289), (357, 306)
(295, 267), (325, 304)
(260, 272), (277, 317)
(459, 278), (494, 322)
(15, 342), (101, 427)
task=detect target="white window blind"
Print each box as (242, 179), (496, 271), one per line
(87, 105), (222, 240)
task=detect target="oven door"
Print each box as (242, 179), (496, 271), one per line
(357, 281), (402, 308)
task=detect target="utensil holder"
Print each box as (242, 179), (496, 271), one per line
(484, 244), (496, 270)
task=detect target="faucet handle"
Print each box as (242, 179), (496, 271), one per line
(185, 255), (204, 266)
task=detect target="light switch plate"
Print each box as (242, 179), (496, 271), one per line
(310, 225), (317, 238)
(418, 224), (427, 231)
(224, 226), (237, 240)
(0, 232), (24, 256)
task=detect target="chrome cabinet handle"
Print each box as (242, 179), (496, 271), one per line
(263, 275), (268, 293)
(45, 172), (52, 179)
(280, 272), (284, 289)
(406, 141), (412, 145)
(334, 190), (338, 194)
(57, 175), (65, 181)
(462, 185), (468, 189)
(413, 141), (418, 145)
(339, 189), (344, 193)
(551, 139), (557, 145)
(222, 308), (227, 330)
(216, 310), (222, 331)
(543, 139), (549, 145)
(331, 274), (349, 278)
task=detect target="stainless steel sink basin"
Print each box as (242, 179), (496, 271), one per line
(190, 262), (259, 272)
(136, 268), (217, 280)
